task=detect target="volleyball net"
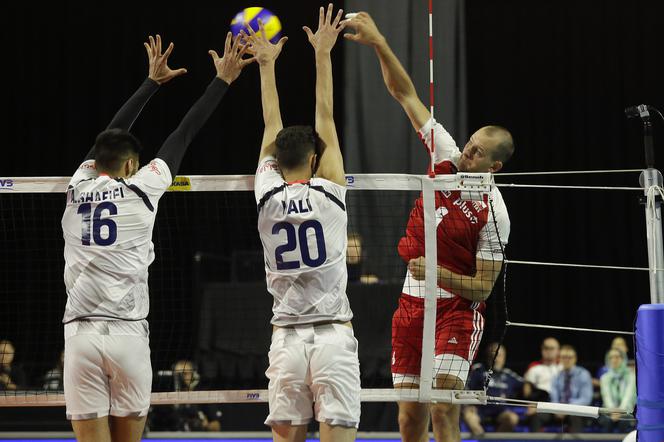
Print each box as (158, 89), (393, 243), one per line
(0, 173), (505, 408)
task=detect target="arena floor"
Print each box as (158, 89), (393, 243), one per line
(0, 432), (629, 442)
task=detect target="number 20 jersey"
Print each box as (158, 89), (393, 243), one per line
(255, 156), (353, 327)
(61, 159), (172, 323)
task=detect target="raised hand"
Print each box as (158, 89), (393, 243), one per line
(243, 20), (288, 66)
(209, 32), (256, 84)
(303, 3), (346, 53)
(144, 34), (187, 85)
(342, 11), (385, 47)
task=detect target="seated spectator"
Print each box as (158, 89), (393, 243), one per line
(463, 343), (523, 435)
(347, 232), (379, 284)
(598, 348), (636, 432)
(149, 360), (221, 431)
(528, 345), (593, 433)
(596, 336), (633, 380)
(0, 340), (27, 391)
(523, 337), (561, 401)
(43, 350), (64, 391)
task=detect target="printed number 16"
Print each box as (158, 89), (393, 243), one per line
(77, 202), (118, 246)
(273, 220), (327, 270)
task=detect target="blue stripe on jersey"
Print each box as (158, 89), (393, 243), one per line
(116, 178), (155, 212)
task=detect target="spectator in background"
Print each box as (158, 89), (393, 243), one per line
(529, 345), (593, 433)
(463, 343), (523, 435)
(597, 336), (633, 380)
(43, 350), (65, 391)
(0, 340), (27, 390)
(149, 360), (221, 431)
(524, 337), (561, 401)
(347, 232), (379, 284)
(598, 348), (636, 432)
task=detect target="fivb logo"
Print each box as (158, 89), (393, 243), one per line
(0, 179), (14, 190)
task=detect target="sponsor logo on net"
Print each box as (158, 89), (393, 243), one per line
(168, 176), (192, 192)
(0, 179), (14, 191)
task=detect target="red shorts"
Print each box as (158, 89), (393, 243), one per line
(391, 294), (485, 376)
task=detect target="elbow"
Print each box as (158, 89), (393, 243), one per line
(387, 83), (416, 104)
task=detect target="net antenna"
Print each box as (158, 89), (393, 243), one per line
(427, 0), (436, 178)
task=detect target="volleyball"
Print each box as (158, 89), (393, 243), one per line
(230, 7), (282, 44)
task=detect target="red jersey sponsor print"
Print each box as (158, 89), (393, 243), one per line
(398, 160), (491, 284)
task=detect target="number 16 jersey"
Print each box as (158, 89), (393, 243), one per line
(255, 156), (353, 327)
(61, 158), (172, 323)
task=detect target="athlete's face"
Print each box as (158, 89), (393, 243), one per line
(458, 129), (503, 173)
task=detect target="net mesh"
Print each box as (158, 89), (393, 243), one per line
(0, 174), (504, 415)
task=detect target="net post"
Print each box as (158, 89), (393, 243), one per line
(419, 176), (437, 402)
(640, 168), (664, 303)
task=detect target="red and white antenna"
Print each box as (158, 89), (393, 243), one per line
(427, 0), (436, 178)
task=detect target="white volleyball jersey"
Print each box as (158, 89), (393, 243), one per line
(61, 159), (172, 323)
(255, 156), (352, 326)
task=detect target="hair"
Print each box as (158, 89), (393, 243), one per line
(275, 126), (323, 171)
(94, 128), (143, 172)
(483, 125), (515, 163)
(560, 344), (577, 355)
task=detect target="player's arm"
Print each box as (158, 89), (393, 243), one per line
(155, 33), (254, 176)
(343, 12), (429, 131)
(244, 21), (289, 162)
(82, 35), (187, 161)
(407, 256), (502, 302)
(312, 6), (343, 183)
(303, 4), (347, 186)
(344, 12), (460, 166)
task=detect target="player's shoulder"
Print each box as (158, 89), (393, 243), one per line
(128, 158), (172, 189)
(256, 156), (280, 174)
(309, 177), (346, 211)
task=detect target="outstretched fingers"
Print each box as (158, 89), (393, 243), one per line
(332, 8), (344, 29)
(276, 36), (288, 50)
(224, 32), (233, 56)
(208, 49), (220, 63)
(318, 6), (325, 29)
(303, 26), (314, 41)
(325, 3), (334, 25)
(163, 42), (174, 60)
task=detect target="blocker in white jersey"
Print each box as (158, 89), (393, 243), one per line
(59, 31), (249, 441)
(62, 158), (172, 324)
(61, 158), (171, 420)
(255, 156), (352, 327)
(250, 7), (361, 435)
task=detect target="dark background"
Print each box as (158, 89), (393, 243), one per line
(2, 0), (664, 421)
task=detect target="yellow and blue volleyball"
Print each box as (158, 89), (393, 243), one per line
(230, 7), (282, 44)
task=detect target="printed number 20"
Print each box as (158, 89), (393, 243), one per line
(273, 220), (327, 270)
(77, 202), (118, 246)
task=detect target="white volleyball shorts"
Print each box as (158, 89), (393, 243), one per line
(64, 320), (151, 420)
(265, 323), (361, 428)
